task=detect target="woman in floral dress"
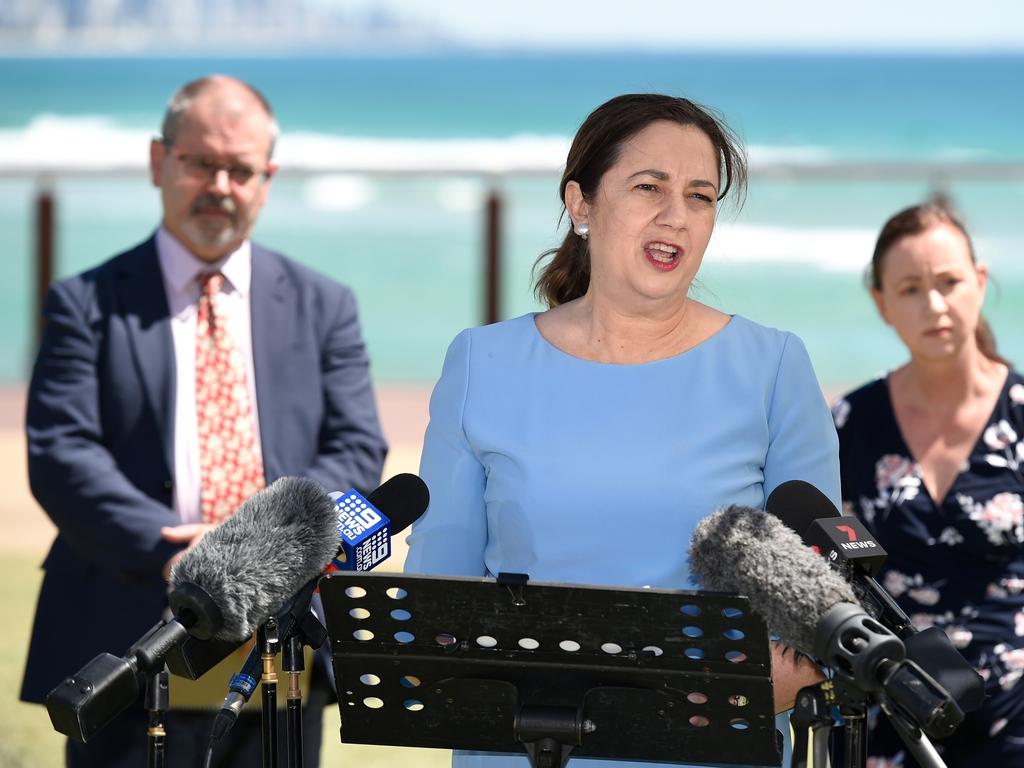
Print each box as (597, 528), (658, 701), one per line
(833, 202), (1024, 765)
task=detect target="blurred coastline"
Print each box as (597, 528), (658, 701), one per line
(2, 53), (1023, 394)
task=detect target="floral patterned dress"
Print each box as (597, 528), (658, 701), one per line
(833, 370), (1024, 766)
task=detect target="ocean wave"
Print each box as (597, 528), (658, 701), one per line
(0, 115), (151, 169)
(708, 224), (876, 272)
(707, 225), (1021, 274)
(0, 113), (840, 172)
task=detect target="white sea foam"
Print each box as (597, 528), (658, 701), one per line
(279, 130), (571, 173)
(0, 113), (841, 173)
(435, 179), (486, 212)
(707, 226), (1019, 274)
(708, 223), (877, 272)
(303, 174), (376, 211)
(0, 115), (153, 169)
(746, 144), (835, 163)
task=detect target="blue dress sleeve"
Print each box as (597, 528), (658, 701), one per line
(763, 333), (842, 511)
(404, 329), (489, 576)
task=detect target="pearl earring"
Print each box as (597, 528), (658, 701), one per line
(576, 222), (589, 240)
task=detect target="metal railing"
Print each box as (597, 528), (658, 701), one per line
(5, 158), (1024, 347)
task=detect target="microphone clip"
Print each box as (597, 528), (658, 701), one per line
(497, 572), (530, 607)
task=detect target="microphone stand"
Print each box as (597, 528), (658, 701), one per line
(837, 700), (867, 768)
(258, 618), (281, 768)
(256, 590), (329, 768)
(828, 681), (948, 768)
(883, 707), (948, 768)
(283, 635), (305, 768)
(205, 576), (329, 768)
(276, 587), (328, 768)
(791, 679), (950, 768)
(145, 666), (169, 768)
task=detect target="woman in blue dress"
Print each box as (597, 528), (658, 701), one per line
(406, 94), (841, 768)
(833, 202), (1024, 765)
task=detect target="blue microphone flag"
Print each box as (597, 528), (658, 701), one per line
(332, 490), (390, 571)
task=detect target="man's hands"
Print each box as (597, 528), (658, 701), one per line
(160, 523), (214, 581)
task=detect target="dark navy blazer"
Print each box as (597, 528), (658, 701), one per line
(21, 236), (388, 702)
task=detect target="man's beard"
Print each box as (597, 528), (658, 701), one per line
(183, 194), (241, 251)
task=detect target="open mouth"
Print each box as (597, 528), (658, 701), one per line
(644, 241), (681, 270)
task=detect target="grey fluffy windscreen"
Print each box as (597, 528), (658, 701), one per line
(689, 505), (859, 653)
(170, 477), (340, 642)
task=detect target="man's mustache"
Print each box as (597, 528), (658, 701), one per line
(191, 195), (237, 217)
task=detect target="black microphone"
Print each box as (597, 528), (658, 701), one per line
(766, 480), (984, 713)
(690, 505), (964, 739)
(326, 472), (431, 572)
(207, 473), (430, 744)
(766, 480), (905, 632)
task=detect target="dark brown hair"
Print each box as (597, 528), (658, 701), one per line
(533, 94), (747, 307)
(870, 202), (1008, 366)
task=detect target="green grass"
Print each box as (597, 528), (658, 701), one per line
(0, 553), (64, 768)
(0, 553), (450, 767)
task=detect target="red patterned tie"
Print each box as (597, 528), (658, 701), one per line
(196, 271), (265, 524)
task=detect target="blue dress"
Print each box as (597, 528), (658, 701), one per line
(406, 312), (841, 768)
(834, 372), (1024, 764)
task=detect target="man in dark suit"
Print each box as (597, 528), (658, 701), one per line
(21, 75), (388, 767)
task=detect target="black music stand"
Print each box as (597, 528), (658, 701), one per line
(319, 572), (782, 768)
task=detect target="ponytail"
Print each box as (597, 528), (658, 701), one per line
(976, 316), (1011, 367)
(533, 230), (591, 307)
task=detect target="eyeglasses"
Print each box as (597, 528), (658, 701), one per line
(169, 150), (270, 187)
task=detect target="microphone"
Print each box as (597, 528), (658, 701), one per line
(49, 474), (430, 744)
(690, 505), (859, 653)
(327, 471), (431, 572)
(46, 476), (338, 742)
(209, 473), (430, 744)
(766, 481), (900, 629)
(690, 505), (964, 739)
(169, 476), (340, 643)
(765, 480), (984, 713)
(165, 472), (431, 680)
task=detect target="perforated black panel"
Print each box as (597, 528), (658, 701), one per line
(320, 572), (781, 766)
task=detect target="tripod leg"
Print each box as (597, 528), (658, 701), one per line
(258, 621), (281, 768)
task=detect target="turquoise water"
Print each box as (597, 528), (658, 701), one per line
(1, 54), (1022, 388)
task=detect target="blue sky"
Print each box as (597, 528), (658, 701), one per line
(317, 0), (1024, 51)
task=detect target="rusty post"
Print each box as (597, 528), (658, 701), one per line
(484, 188), (502, 326)
(35, 183), (55, 349)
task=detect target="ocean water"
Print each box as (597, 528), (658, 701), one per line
(1, 54), (1022, 390)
